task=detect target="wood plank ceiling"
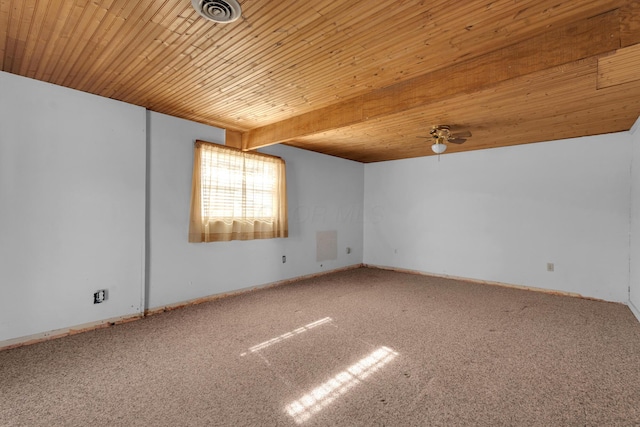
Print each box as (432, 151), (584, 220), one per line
(2, 0), (640, 162)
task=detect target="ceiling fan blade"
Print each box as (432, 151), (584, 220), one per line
(448, 138), (467, 144)
(451, 131), (472, 138)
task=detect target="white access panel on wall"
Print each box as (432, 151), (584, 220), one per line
(317, 230), (338, 262)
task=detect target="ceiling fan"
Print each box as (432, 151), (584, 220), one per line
(418, 125), (472, 154)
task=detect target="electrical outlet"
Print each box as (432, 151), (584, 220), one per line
(93, 289), (107, 304)
(282, 255), (286, 263)
(346, 247), (351, 254)
(547, 263), (554, 272)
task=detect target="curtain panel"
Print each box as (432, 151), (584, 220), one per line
(189, 140), (288, 242)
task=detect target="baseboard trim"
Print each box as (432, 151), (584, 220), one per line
(629, 299), (640, 323)
(1, 264), (365, 352)
(4, 263), (630, 351)
(145, 264), (365, 316)
(0, 313), (143, 352)
(364, 264), (616, 303)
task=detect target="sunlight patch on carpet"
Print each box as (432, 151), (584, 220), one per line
(285, 346), (399, 423)
(240, 317), (333, 356)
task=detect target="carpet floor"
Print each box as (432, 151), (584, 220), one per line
(2, 267), (640, 426)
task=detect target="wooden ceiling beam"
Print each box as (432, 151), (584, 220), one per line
(225, 129), (243, 149)
(598, 42), (640, 88)
(243, 11), (621, 151)
(289, 56), (640, 162)
(621, 1), (640, 46)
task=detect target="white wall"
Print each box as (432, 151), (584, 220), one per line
(0, 72), (146, 343)
(0, 73), (363, 346)
(629, 117), (640, 320)
(147, 112), (363, 309)
(364, 134), (632, 302)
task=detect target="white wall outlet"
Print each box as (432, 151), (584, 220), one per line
(547, 263), (554, 272)
(282, 255), (286, 263)
(346, 247), (351, 254)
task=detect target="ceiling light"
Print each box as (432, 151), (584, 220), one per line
(431, 141), (447, 154)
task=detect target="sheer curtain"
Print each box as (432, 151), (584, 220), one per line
(189, 140), (288, 242)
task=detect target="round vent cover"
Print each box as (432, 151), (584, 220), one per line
(192, 0), (242, 23)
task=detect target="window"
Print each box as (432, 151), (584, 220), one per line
(188, 140), (288, 242)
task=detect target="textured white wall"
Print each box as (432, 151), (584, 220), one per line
(147, 112), (364, 309)
(629, 117), (640, 320)
(0, 72), (146, 342)
(364, 134), (632, 302)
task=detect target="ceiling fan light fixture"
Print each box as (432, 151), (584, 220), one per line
(431, 142), (447, 154)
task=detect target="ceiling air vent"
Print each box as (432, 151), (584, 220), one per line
(192, 0), (242, 23)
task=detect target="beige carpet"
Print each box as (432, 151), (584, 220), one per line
(2, 267), (640, 426)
